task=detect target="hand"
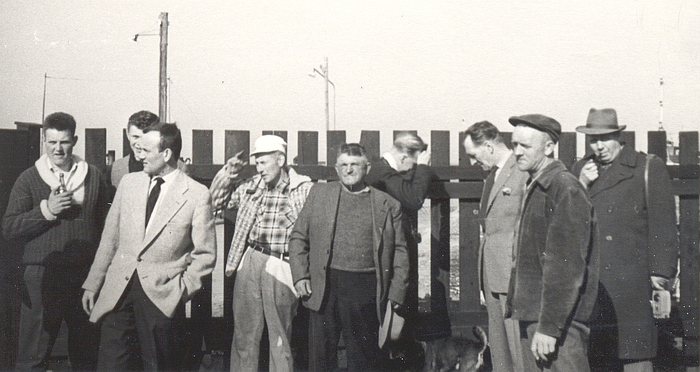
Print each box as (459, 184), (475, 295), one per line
(225, 150), (248, 176)
(47, 187), (73, 215)
(82, 290), (97, 316)
(417, 150), (431, 166)
(295, 279), (312, 298)
(531, 332), (557, 362)
(651, 275), (673, 291)
(578, 160), (598, 188)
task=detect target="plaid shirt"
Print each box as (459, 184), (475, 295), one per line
(210, 167), (312, 276)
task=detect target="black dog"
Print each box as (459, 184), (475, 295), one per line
(421, 326), (489, 372)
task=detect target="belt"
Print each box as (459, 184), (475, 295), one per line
(249, 243), (289, 262)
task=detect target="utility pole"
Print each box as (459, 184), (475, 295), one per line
(324, 57), (329, 132)
(159, 12), (168, 122)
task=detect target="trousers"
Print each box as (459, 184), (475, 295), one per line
(520, 320), (590, 372)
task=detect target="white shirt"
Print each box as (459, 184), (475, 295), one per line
(494, 150), (513, 181)
(146, 169), (180, 232)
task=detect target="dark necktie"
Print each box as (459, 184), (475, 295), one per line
(145, 177), (164, 228)
(480, 166), (498, 217)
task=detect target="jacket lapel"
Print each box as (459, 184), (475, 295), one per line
(371, 188), (389, 253)
(485, 154), (517, 215)
(142, 172), (189, 248)
(588, 147), (637, 198)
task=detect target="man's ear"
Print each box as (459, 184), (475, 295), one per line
(72, 135), (79, 146)
(544, 141), (555, 157)
(162, 148), (173, 163)
(276, 153), (286, 167)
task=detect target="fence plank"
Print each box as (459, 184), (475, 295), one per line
(678, 131), (699, 357)
(262, 131), (288, 143)
(225, 130), (250, 163)
(647, 131), (667, 162)
(122, 129), (130, 158)
(85, 128), (106, 172)
(458, 130), (481, 312)
(559, 132), (577, 169)
(326, 131), (346, 166)
(297, 131), (318, 165)
(359, 131), (380, 163)
(192, 130), (213, 165)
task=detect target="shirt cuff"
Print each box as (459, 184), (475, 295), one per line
(40, 200), (58, 220)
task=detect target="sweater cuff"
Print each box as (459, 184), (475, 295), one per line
(40, 200), (58, 220)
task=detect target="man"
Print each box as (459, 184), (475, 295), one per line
(81, 122), (216, 371)
(2, 112), (109, 370)
(463, 121), (528, 372)
(572, 108), (678, 372)
(109, 110), (159, 188)
(210, 135), (313, 372)
(506, 114), (599, 371)
(289, 143), (410, 371)
(364, 132), (437, 362)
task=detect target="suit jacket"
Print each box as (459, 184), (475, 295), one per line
(109, 155), (132, 188)
(82, 170), (217, 322)
(289, 182), (410, 321)
(478, 154), (528, 294)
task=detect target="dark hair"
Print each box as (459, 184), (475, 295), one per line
(143, 122), (182, 160)
(393, 132), (427, 155)
(43, 112), (76, 137)
(337, 143), (368, 160)
(464, 121), (502, 146)
(128, 110), (159, 130)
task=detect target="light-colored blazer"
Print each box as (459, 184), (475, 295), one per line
(109, 155), (131, 188)
(289, 182), (410, 321)
(478, 153), (528, 294)
(82, 170), (217, 322)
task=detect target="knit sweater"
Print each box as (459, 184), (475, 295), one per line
(2, 164), (109, 266)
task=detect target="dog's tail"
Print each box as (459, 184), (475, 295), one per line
(472, 326), (488, 370)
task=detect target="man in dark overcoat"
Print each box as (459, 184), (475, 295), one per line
(572, 108), (678, 372)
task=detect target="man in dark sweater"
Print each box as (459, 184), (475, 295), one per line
(290, 143), (410, 371)
(2, 112), (110, 371)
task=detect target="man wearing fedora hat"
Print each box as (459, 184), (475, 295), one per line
(210, 135), (313, 372)
(506, 114), (599, 371)
(573, 108), (678, 372)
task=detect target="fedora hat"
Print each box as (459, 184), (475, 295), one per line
(378, 304), (404, 348)
(576, 108), (626, 135)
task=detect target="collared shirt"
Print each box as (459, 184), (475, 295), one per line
(248, 171), (293, 254)
(46, 156), (85, 204)
(146, 169), (180, 232)
(382, 152), (399, 171)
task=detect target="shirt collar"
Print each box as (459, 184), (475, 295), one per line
(46, 155), (77, 174)
(495, 150), (513, 170)
(154, 168), (180, 184)
(382, 152), (399, 171)
(267, 168), (290, 192)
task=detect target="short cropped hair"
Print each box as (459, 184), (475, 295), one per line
(43, 112), (76, 137)
(128, 110), (159, 130)
(393, 132), (428, 155)
(337, 143), (368, 160)
(143, 122), (182, 160)
(464, 121), (503, 146)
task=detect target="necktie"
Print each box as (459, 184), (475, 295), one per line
(145, 177), (164, 228)
(480, 166), (498, 217)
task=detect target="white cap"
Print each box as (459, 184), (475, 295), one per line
(251, 135), (287, 156)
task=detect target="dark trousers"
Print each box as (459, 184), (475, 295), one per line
(309, 269), (381, 372)
(520, 320), (590, 372)
(16, 264), (99, 371)
(97, 273), (185, 371)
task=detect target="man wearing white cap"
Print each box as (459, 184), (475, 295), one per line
(210, 135), (313, 372)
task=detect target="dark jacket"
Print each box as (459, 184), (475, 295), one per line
(572, 145), (678, 359)
(507, 160), (599, 339)
(289, 182), (410, 321)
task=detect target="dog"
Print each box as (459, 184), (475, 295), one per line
(421, 326), (489, 372)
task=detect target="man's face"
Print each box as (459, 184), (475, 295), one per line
(463, 136), (493, 170)
(137, 131), (168, 176)
(255, 152), (284, 185)
(44, 128), (77, 171)
(335, 153), (370, 188)
(127, 125), (145, 157)
(512, 126), (552, 173)
(588, 133), (622, 164)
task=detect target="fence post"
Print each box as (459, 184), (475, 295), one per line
(457, 131), (481, 313)
(648, 131), (667, 162)
(192, 130), (213, 165)
(326, 131), (346, 166)
(297, 131), (318, 165)
(559, 132), (577, 169)
(85, 128), (107, 173)
(359, 131), (380, 163)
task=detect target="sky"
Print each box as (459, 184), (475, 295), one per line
(1, 0), (699, 163)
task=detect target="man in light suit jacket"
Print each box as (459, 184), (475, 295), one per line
(464, 121), (528, 372)
(290, 143), (410, 371)
(82, 122), (216, 371)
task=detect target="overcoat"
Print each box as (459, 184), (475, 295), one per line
(572, 145), (678, 359)
(82, 170), (217, 322)
(289, 182), (410, 322)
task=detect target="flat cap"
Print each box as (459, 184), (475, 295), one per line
(509, 114), (562, 143)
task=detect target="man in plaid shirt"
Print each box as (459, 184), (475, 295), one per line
(210, 135), (312, 372)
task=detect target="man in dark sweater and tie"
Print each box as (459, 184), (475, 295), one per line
(2, 112), (110, 370)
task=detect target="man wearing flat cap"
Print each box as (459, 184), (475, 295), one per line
(572, 108), (678, 372)
(506, 114), (599, 371)
(209, 135), (313, 372)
